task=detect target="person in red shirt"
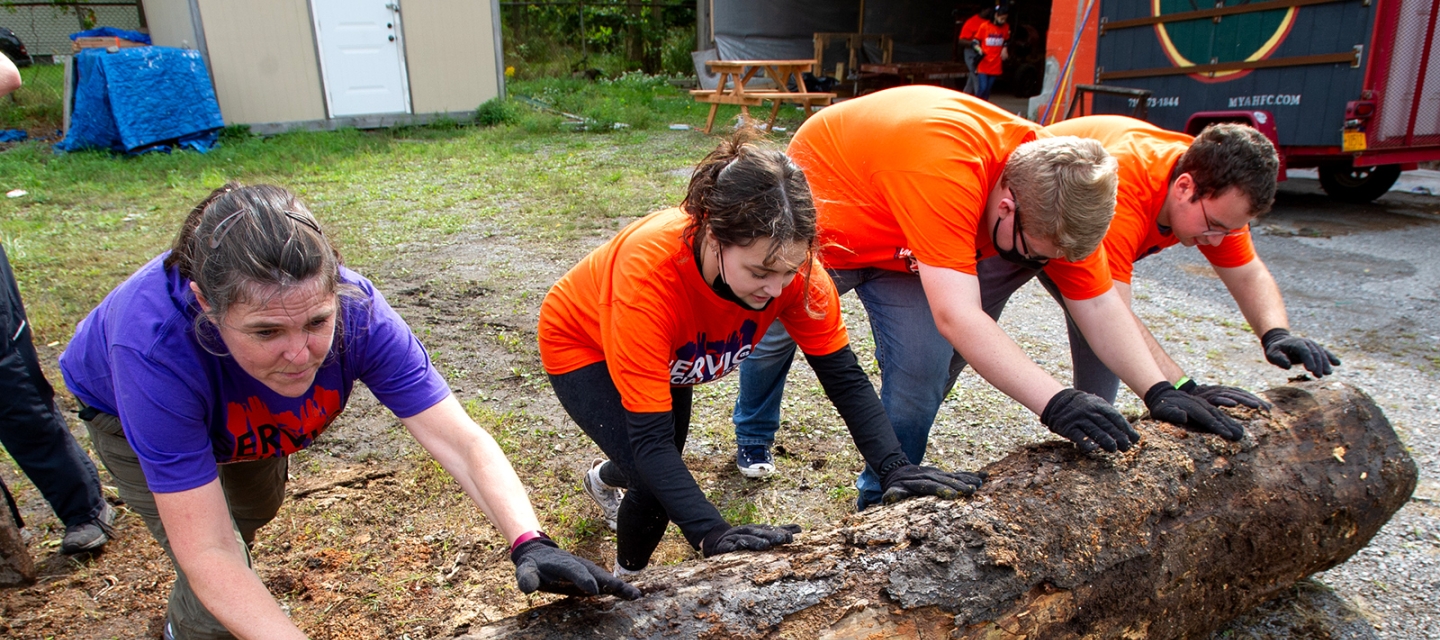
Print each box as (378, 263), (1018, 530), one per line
(958, 6), (993, 96)
(1042, 115), (1340, 403)
(972, 3), (1011, 100)
(541, 131), (985, 576)
(731, 86), (1240, 509)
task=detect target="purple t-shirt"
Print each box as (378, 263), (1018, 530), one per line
(60, 254), (451, 493)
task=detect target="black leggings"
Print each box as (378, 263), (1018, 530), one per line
(549, 362), (693, 571)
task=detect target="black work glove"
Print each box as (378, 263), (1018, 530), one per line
(1040, 389), (1140, 453)
(701, 523), (802, 558)
(1144, 381), (1244, 441)
(1177, 378), (1272, 411)
(511, 537), (642, 600)
(880, 464), (986, 505)
(1261, 328), (1340, 377)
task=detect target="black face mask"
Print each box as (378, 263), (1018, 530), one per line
(991, 202), (1049, 271)
(698, 240), (774, 312)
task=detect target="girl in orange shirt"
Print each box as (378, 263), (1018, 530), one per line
(973, 3), (1011, 100)
(539, 132), (985, 575)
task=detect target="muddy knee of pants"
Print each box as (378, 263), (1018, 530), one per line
(84, 410), (288, 639)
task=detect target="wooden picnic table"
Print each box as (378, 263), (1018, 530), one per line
(690, 59), (836, 133)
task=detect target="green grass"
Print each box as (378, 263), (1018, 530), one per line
(0, 63), (65, 131)
(509, 74), (717, 130)
(0, 75), (801, 343)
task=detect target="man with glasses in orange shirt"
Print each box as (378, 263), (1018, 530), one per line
(1042, 115), (1340, 408)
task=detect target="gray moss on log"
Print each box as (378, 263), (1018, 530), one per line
(459, 382), (1416, 640)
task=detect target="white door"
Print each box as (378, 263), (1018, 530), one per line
(311, 0), (411, 117)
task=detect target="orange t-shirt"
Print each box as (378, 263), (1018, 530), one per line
(1045, 115), (1257, 284)
(538, 208), (850, 413)
(974, 21), (1010, 75)
(791, 85), (1113, 301)
(960, 14), (987, 41)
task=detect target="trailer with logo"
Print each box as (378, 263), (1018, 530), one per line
(1083, 0), (1439, 202)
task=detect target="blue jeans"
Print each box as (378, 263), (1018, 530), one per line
(969, 258), (1120, 402)
(733, 322), (797, 448)
(732, 258), (1119, 509)
(975, 73), (999, 100)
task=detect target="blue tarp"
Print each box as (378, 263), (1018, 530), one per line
(69, 27), (152, 45)
(55, 47), (224, 155)
(0, 130), (26, 143)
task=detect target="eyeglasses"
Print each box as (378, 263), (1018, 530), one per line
(1197, 200), (1249, 238)
(1008, 197), (1050, 267)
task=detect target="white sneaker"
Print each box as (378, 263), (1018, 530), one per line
(583, 459), (623, 532)
(613, 562), (641, 578)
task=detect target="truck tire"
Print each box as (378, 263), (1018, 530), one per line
(1318, 163), (1402, 203)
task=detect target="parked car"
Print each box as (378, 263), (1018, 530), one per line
(1, 27), (33, 67)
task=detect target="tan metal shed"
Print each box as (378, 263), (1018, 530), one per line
(141, 0), (504, 133)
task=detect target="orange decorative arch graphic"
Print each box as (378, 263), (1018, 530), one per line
(1152, 0), (1299, 83)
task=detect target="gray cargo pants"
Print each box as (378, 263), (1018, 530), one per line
(83, 409), (287, 640)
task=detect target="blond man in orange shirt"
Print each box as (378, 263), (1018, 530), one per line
(1041, 116), (1339, 405)
(732, 87), (1242, 508)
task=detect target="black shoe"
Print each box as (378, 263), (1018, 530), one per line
(61, 502), (115, 554)
(736, 444), (776, 478)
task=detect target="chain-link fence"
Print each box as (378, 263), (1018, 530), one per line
(2, 2), (144, 59)
(2, 2), (144, 135)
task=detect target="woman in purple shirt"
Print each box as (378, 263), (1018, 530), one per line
(61, 184), (636, 639)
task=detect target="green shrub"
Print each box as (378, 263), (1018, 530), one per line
(661, 26), (696, 76)
(218, 124), (254, 142)
(500, 2), (696, 78)
(475, 97), (520, 127)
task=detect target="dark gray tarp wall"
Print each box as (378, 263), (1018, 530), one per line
(713, 0), (978, 68)
(862, 0), (978, 63)
(713, 1), (856, 62)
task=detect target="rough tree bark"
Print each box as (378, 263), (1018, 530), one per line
(459, 382), (1417, 640)
(0, 487), (36, 587)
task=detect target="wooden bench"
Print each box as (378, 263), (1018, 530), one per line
(693, 59), (837, 133)
(690, 89), (836, 133)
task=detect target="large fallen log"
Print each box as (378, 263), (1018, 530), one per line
(0, 483), (36, 587)
(460, 382), (1416, 640)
